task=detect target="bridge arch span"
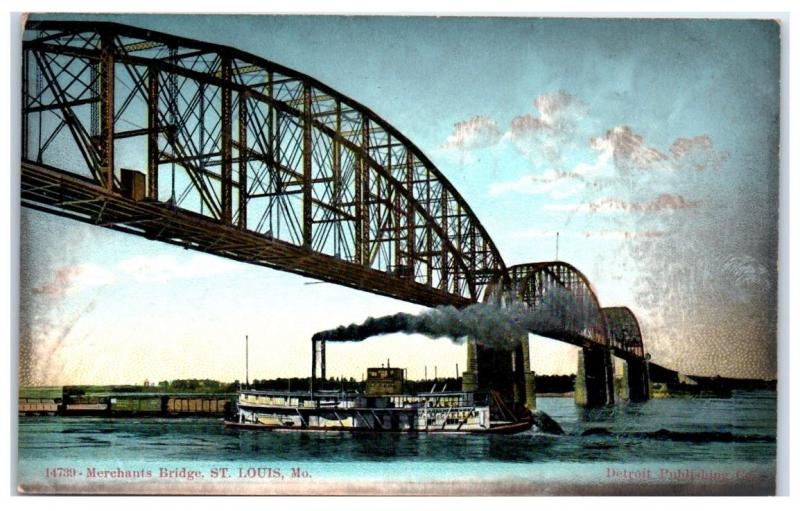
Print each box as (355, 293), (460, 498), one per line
(21, 20), (506, 306)
(516, 262), (608, 347)
(483, 262), (609, 348)
(603, 306), (646, 359)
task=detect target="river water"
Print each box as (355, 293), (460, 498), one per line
(17, 391), (776, 495)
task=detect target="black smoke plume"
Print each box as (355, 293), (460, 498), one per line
(312, 287), (596, 350)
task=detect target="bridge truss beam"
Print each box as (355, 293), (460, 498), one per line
(20, 21), (507, 307)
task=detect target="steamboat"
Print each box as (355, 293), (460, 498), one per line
(225, 363), (533, 434)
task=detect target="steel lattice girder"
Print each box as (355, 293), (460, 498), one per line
(483, 261), (646, 360)
(21, 20), (507, 307)
(515, 262), (609, 348)
(603, 306), (646, 359)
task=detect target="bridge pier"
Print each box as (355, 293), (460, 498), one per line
(613, 357), (630, 402)
(465, 336), (536, 411)
(462, 339), (479, 392)
(627, 359), (650, 402)
(612, 358), (651, 403)
(521, 339), (536, 411)
(575, 348), (614, 407)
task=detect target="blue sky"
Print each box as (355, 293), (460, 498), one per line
(20, 15), (780, 384)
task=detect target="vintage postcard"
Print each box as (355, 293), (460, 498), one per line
(16, 13), (780, 495)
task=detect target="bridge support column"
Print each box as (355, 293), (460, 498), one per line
(612, 358), (650, 402)
(626, 359), (650, 402)
(613, 358), (630, 402)
(476, 345), (512, 403)
(520, 337), (536, 411)
(575, 348), (614, 407)
(471, 336), (534, 411)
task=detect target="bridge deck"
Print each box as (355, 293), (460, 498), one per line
(22, 161), (472, 308)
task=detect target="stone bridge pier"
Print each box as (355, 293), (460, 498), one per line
(465, 338), (649, 408)
(613, 357), (651, 402)
(463, 337), (536, 411)
(575, 349), (651, 406)
(575, 348), (615, 406)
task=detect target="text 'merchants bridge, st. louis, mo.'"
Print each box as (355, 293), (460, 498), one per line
(20, 20), (652, 409)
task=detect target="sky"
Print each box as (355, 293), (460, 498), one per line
(19, 15), (780, 385)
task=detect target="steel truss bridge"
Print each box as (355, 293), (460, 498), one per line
(20, 21), (646, 364)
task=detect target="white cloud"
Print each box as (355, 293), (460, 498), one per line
(489, 148), (613, 199)
(591, 126), (729, 175)
(439, 115), (503, 152)
(437, 91), (590, 166)
(583, 230), (664, 240)
(32, 264), (116, 298)
(117, 254), (241, 283)
(544, 194), (702, 214)
(489, 170), (583, 199)
(30, 255), (243, 303)
(491, 123), (726, 207)
(73, 264), (118, 288)
(669, 135), (729, 172)
(590, 126), (668, 172)
(507, 90), (589, 164)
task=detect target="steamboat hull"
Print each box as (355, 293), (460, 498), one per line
(223, 418), (533, 435)
(229, 390), (533, 435)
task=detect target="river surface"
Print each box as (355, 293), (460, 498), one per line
(17, 391), (776, 495)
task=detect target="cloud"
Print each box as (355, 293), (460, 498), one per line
(28, 255), (238, 300)
(511, 91), (587, 135)
(24, 299), (97, 386)
(506, 229), (657, 246)
(490, 144), (616, 200)
(591, 126), (669, 172)
(544, 193), (702, 214)
(32, 266), (83, 298)
(29, 253), (243, 308)
(433, 91), (766, 379)
(590, 126), (729, 175)
(489, 169), (585, 198)
(437, 91), (590, 165)
(116, 254), (242, 283)
(32, 264), (116, 298)
(669, 135), (730, 172)
(583, 230), (664, 240)
(508, 91), (588, 164)
(439, 115), (503, 152)
(21, 252), (245, 385)
(493, 125), (728, 204)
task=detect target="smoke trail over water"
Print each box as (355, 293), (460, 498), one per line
(313, 287), (597, 349)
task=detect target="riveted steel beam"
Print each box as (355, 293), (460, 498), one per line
(21, 21), (509, 306)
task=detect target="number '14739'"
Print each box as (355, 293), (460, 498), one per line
(46, 468), (77, 478)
